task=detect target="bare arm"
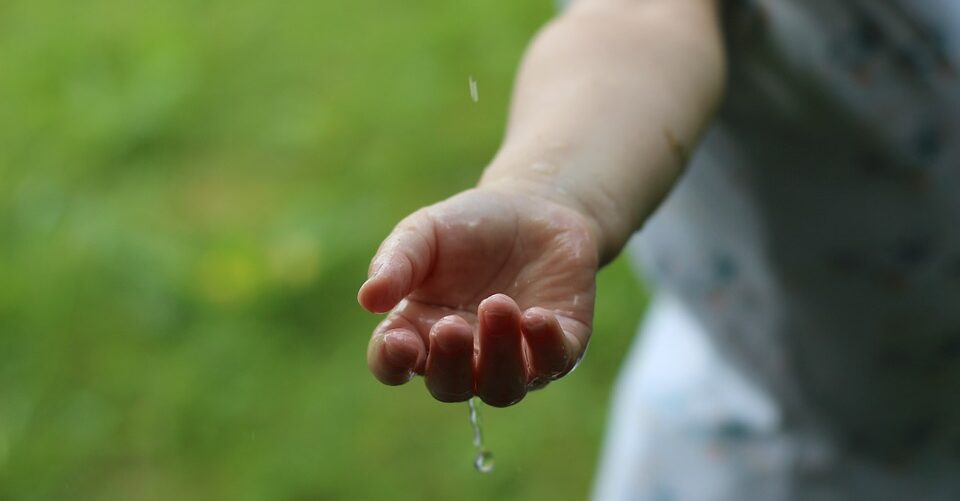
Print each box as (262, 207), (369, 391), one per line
(359, 0), (726, 406)
(482, 0), (726, 264)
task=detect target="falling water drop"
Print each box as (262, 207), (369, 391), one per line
(474, 450), (495, 473)
(468, 76), (479, 102)
(467, 397), (494, 473)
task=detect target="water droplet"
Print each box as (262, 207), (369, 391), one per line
(566, 342), (589, 375)
(467, 398), (482, 447)
(467, 398), (494, 473)
(469, 76), (479, 102)
(530, 161), (557, 174)
(474, 450), (495, 473)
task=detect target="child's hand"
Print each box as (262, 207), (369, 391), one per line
(358, 187), (599, 407)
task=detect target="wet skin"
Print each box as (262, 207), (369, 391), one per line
(358, 187), (599, 407)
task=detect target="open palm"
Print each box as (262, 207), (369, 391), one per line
(358, 187), (599, 407)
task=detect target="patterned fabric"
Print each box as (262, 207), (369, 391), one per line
(594, 0), (960, 499)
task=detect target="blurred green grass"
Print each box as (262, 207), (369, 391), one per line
(0, 0), (646, 499)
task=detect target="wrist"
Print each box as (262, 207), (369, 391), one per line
(477, 169), (627, 266)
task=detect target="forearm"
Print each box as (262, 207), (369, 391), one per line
(479, 0), (726, 264)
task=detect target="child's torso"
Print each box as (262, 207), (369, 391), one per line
(635, 0), (960, 458)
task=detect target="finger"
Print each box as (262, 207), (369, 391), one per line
(553, 315), (592, 378)
(521, 307), (570, 382)
(425, 315), (475, 402)
(358, 212), (436, 313)
(476, 294), (527, 407)
(367, 312), (427, 385)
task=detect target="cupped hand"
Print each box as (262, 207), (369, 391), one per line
(358, 187), (600, 407)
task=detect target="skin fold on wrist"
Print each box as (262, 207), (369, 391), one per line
(476, 173), (618, 266)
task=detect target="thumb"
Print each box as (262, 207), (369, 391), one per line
(358, 210), (436, 313)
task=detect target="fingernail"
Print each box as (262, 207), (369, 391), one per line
(524, 309), (549, 330)
(383, 331), (418, 366)
(483, 307), (512, 319)
(434, 322), (470, 353)
(483, 312), (518, 338)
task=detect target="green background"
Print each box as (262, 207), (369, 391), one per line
(0, 0), (647, 499)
